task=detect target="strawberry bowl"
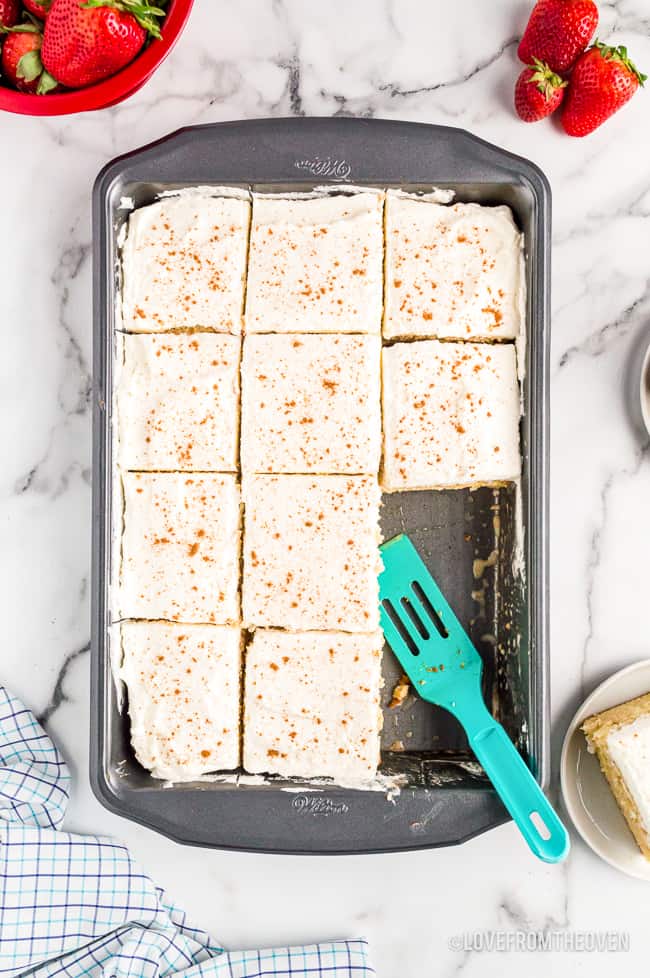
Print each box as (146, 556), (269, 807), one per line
(0, 0), (194, 116)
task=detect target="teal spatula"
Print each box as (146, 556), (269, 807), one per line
(379, 534), (569, 863)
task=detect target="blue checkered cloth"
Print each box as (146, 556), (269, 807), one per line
(0, 687), (374, 978)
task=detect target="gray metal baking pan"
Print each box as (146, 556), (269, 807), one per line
(91, 118), (550, 853)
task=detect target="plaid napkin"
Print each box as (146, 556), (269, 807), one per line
(0, 686), (374, 978)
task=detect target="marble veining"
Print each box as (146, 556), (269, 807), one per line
(2, 0), (650, 974)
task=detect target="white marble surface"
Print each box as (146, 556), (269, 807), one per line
(2, 0), (650, 973)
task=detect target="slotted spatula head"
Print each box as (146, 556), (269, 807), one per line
(378, 533), (483, 710)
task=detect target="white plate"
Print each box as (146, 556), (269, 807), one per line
(626, 325), (650, 438)
(560, 659), (650, 881)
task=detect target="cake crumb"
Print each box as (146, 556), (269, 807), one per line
(389, 674), (411, 709)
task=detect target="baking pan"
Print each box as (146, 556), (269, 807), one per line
(91, 118), (550, 853)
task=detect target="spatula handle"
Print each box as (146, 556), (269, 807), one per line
(466, 714), (569, 863)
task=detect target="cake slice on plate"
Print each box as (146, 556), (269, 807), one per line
(582, 692), (650, 860)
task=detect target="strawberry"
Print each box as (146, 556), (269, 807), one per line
(562, 41), (646, 136)
(0, 22), (59, 92)
(518, 0), (598, 73)
(0, 0), (20, 28)
(23, 0), (53, 19)
(42, 0), (165, 88)
(515, 58), (567, 121)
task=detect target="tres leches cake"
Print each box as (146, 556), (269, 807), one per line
(119, 472), (241, 624)
(120, 621), (242, 780)
(245, 192), (384, 334)
(243, 629), (383, 782)
(381, 339), (521, 491)
(241, 333), (381, 475)
(582, 692), (650, 860)
(121, 190), (250, 334)
(384, 194), (523, 342)
(242, 474), (381, 632)
(114, 187), (525, 786)
(116, 332), (240, 472)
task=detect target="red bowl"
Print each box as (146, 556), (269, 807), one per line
(0, 0), (194, 116)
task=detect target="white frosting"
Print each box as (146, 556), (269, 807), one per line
(253, 185), (383, 200)
(156, 185), (250, 201)
(116, 332), (240, 471)
(119, 472), (241, 623)
(607, 715), (650, 835)
(245, 191), (384, 334)
(243, 629), (383, 783)
(387, 187), (455, 204)
(121, 192), (250, 334)
(120, 621), (241, 780)
(242, 474), (382, 631)
(384, 194), (524, 341)
(381, 340), (521, 490)
(241, 333), (381, 475)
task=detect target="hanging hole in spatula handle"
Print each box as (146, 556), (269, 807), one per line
(529, 809), (552, 841)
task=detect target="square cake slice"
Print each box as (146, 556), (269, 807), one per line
(582, 692), (650, 860)
(381, 340), (521, 491)
(245, 192), (384, 334)
(121, 191), (250, 334)
(119, 472), (240, 623)
(242, 474), (381, 631)
(120, 621), (241, 780)
(384, 195), (524, 341)
(116, 333), (240, 471)
(243, 629), (383, 783)
(241, 333), (381, 474)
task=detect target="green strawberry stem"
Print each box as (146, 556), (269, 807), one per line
(593, 39), (647, 86)
(36, 69), (58, 95)
(528, 57), (568, 98)
(17, 48), (44, 83)
(81, 0), (166, 39)
(0, 22), (41, 34)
